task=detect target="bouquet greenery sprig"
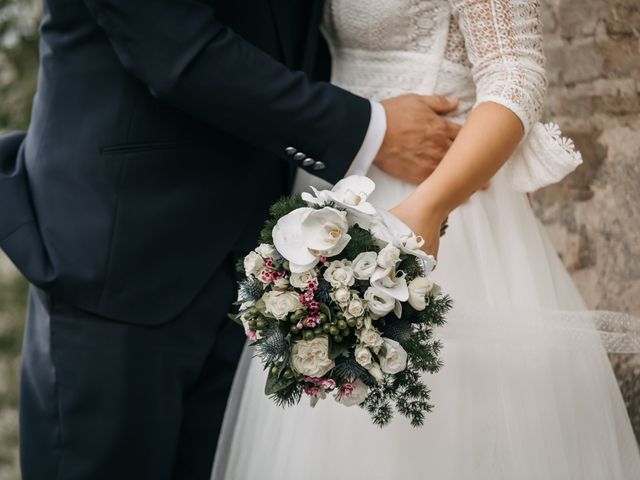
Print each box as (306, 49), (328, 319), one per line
(230, 176), (451, 427)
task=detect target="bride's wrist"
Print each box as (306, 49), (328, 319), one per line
(405, 190), (451, 226)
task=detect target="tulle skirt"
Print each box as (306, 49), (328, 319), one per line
(212, 167), (640, 480)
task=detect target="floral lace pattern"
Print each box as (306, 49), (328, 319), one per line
(451, 0), (547, 132)
(324, 0), (580, 192)
(324, 0), (546, 132)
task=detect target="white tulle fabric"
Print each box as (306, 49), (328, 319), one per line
(211, 1), (640, 478)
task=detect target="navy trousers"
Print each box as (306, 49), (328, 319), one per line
(19, 255), (246, 480)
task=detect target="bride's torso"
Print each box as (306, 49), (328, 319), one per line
(298, 0), (577, 204)
(322, 0), (475, 121)
(297, 0), (478, 204)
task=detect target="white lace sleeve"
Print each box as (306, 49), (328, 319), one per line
(451, 0), (546, 132)
(451, 0), (582, 192)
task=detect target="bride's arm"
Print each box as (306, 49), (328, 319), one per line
(392, 0), (547, 255)
(391, 102), (523, 254)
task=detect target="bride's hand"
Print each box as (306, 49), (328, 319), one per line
(389, 199), (446, 259)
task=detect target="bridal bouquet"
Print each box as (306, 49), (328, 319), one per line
(230, 176), (451, 427)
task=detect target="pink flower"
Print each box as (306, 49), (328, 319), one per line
(303, 385), (321, 396)
(244, 327), (258, 342)
(340, 382), (355, 398)
(262, 269), (284, 283)
(321, 378), (336, 390)
(303, 317), (317, 328)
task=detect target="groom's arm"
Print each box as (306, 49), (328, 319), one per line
(82, 0), (371, 183)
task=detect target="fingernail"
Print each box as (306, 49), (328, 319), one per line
(445, 96), (458, 104)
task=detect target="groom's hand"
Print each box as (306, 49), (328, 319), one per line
(375, 94), (461, 185)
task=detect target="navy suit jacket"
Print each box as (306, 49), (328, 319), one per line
(0, 0), (371, 324)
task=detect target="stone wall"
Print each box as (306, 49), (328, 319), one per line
(534, 0), (640, 440)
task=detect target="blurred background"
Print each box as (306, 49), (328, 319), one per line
(0, 0), (638, 478)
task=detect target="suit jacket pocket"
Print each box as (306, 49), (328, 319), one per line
(100, 141), (196, 155)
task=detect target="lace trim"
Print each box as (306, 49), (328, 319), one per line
(542, 122), (583, 163)
(506, 121), (583, 192)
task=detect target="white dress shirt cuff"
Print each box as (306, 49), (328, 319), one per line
(346, 100), (387, 177)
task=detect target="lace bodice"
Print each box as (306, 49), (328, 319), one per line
(322, 0), (582, 191)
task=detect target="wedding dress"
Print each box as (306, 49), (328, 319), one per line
(212, 1), (640, 478)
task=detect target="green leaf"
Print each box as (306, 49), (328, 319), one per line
(264, 366), (296, 396)
(228, 313), (243, 325)
(337, 224), (379, 260)
(235, 257), (245, 273)
(319, 303), (333, 322)
(328, 337), (349, 360)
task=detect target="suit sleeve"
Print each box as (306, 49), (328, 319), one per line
(82, 0), (372, 183)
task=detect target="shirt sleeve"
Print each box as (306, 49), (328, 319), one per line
(346, 101), (387, 177)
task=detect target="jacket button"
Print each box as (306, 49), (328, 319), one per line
(285, 147), (297, 155)
(302, 158), (315, 167)
(313, 161), (326, 171)
(293, 152), (306, 161)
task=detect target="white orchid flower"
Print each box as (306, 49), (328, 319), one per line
(301, 207), (351, 255)
(272, 207), (318, 272)
(371, 209), (437, 274)
(301, 175), (378, 227)
(272, 207), (351, 273)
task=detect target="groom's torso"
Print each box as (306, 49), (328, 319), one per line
(19, 0), (327, 324)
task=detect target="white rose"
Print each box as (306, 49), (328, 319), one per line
(335, 378), (369, 407)
(351, 251), (378, 280)
(358, 327), (384, 350)
(323, 260), (355, 288)
(377, 243), (401, 269)
(370, 267), (409, 302)
(262, 291), (303, 320)
(290, 336), (335, 377)
(289, 269), (317, 289)
(331, 287), (352, 305)
(364, 287), (395, 319)
(367, 362), (385, 384)
(354, 345), (373, 368)
(243, 251), (265, 277)
(255, 243), (278, 259)
(407, 277), (435, 311)
(346, 297), (365, 318)
(378, 338), (408, 374)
